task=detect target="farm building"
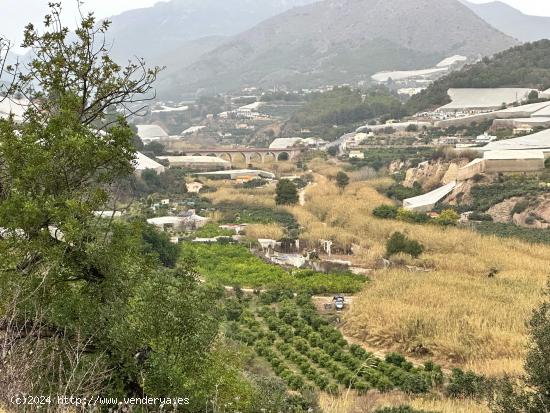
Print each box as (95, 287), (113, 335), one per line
(195, 169), (276, 180)
(136, 124), (169, 142)
(157, 155), (231, 171)
(483, 150), (545, 173)
(437, 88), (535, 112)
(133, 152), (166, 176)
(480, 129), (550, 153)
(403, 181), (457, 212)
(458, 149), (546, 180)
(269, 137), (304, 149)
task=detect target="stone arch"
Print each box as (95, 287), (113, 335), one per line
(263, 152), (277, 163)
(248, 152), (264, 164)
(277, 151), (290, 161)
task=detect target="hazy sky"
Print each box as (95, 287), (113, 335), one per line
(1, 0), (550, 51)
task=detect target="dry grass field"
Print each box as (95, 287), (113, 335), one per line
(288, 175), (549, 376)
(319, 392), (490, 413)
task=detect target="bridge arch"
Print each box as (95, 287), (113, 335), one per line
(277, 151), (290, 161)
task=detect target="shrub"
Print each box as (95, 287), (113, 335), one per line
(445, 368), (487, 399)
(386, 232), (424, 258)
(373, 204), (399, 219)
(468, 212), (493, 222)
(276, 179), (299, 205)
(397, 208), (430, 224)
(511, 199), (529, 215)
(433, 209), (460, 226)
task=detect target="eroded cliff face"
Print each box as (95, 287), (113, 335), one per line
(488, 194), (550, 228)
(403, 159), (469, 191)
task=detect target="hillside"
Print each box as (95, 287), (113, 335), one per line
(407, 40), (550, 113)
(463, 1), (550, 42)
(105, 0), (317, 63)
(156, 0), (517, 98)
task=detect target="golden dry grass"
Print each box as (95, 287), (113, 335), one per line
(289, 173), (549, 375)
(319, 391), (489, 413)
(245, 223), (285, 240)
(204, 184), (277, 208)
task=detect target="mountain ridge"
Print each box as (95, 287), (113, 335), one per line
(462, 1), (550, 42)
(155, 0), (517, 97)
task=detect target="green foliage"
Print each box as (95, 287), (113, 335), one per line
(446, 368), (487, 399)
(475, 222), (550, 245)
(407, 40), (550, 113)
(141, 224), (180, 267)
(217, 202), (298, 228)
(276, 179), (299, 205)
(432, 209), (460, 226)
(466, 177), (547, 213)
(386, 183), (422, 201)
(327, 146), (339, 157)
(0, 6), (257, 407)
(182, 243), (367, 294)
(351, 147), (435, 171)
(230, 295), (437, 397)
(386, 232), (424, 258)
(336, 171), (350, 191)
(373, 204), (400, 219)
(291, 86), (406, 132)
(397, 208), (431, 224)
(468, 212), (493, 222)
(511, 200), (529, 215)
(192, 222), (235, 238)
(135, 168), (188, 196)
(143, 141), (165, 155)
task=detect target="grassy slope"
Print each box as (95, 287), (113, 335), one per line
(288, 174), (549, 376)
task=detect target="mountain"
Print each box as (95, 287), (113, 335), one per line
(156, 0), (517, 98)
(406, 40), (550, 113)
(462, 1), (550, 42)
(105, 0), (318, 63)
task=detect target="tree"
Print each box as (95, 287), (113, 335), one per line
(386, 232), (424, 258)
(276, 179), (299, 205)
(0, 5), (244, 407)
(491, 282), (550, 413)
(144, 140), (165, 155)
(336, 171), (350, 192)
(327, 146), (338, 157)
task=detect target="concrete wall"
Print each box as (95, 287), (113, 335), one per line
(484, 159), (544, 173)
(457, 160), (484, 181)
(457, 158), (545, 180)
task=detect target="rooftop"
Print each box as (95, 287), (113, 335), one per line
(439, 88), (534, 111)
(136, 124), (169, 139)
(483, 150), (545, 160)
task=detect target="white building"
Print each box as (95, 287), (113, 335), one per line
(157, 156), (231, 171)
(437, 88), (535, 112)
(269, 137), (303, 149)
(136, 124), (169, 142)
(133, 152), (166, 176)
(403, 181), (457, 212)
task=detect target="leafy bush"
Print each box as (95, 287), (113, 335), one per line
(183, 242), (367, 293)
(468, 212), (493, 222)
(276, 179), (299, 205)
(511, 200), (529, 215)
(446, 368), (487, 399)
(373, 204), (399, 219)
(475, 222), (550, 245)
(432, 209), (460, 226)
(386, 232), (424, 258)
(397, 208), (431, 224)
(386, 183), (422, 201)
